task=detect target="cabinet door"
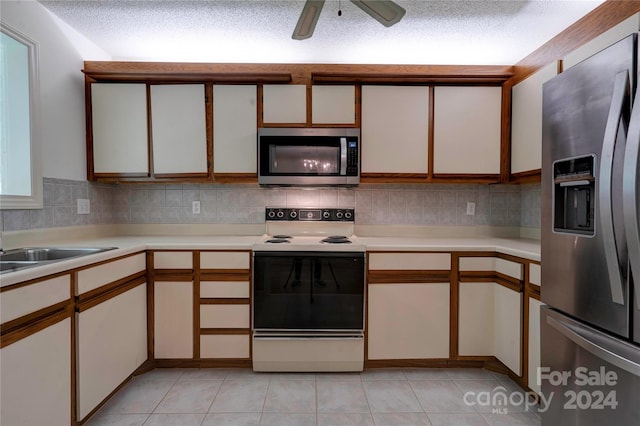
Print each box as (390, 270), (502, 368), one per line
(77, 284), (147, 420)
(262, 84), (307, 124)
(368, 283), (450, 359)
(562, 13), (640, 70)
(361, 86), (429, 174)
(312, 85), (356, 124)
(150, 84), (208, 175)
(0, 319), (71, 426)
(511, 62), (557, 174)
(154, 281), (193, 358)
(458, 282), (495, 356)
(91, 83), (148, 174)
(494, 284), (522, 376)
(213, 85), (257, 173)
(433, 86), (501, 174)
(528, 297), (544, 394)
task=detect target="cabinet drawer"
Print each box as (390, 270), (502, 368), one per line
(200, 252), (250, 270)
(368, 252), (450, 270)
(200, 281), (250, 298)
(529, 263), (541, 286)
(154, 251), (193, 269)
(200, 305), (249, 328)
(459, 257), (523, 280)
(1, 275), (70, 323)
(77, 253), (146, 295)
(200, 335), (250, 358)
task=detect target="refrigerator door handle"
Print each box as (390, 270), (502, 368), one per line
(547, 314), (640, 377)
(599, 70), (629, 305)
(623, 84), (640, 310)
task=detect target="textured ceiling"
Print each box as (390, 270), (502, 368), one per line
(38, 0), (605, 65)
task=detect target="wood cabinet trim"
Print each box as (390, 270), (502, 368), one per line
(76, 276), (146, 312)
(367, 270), (451, 284)
(77, 271), (147, 303)
(0, 303), (72, 349)
(200, 328), (251, 335)
(200, 298), (249, 305)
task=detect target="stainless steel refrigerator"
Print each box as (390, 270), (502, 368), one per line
(541, 33), (640, 425)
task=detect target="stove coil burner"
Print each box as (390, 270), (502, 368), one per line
(265, 235), (292, 244)
(321, 235), (352, 244)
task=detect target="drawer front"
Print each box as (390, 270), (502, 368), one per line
(495, 258), (523, 280)
(154, 251), (192, 269)
(77, 253), (146, 295)
(200, 281), (250, 298)
(459, 257), (495, 271)
(459, 257), (524, 280)
(200, 334), (250, 358)
(1, 275), (70, 323)
(200, 305), (250, 328)
(529, 263), (541, 286)
(368, 253), (451, 270)
(200, 252), (250, 270)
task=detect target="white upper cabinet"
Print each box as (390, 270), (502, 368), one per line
(433, 86), (502, 174)
(563, 13), (640, 70)
(91, 83), (148, 174)
(262, 84), (307, 124)
(361, 85), (430, 174)
(213, 85), (257, 173)
(511, 62), (558, 174)
(150, 84), (208, 175)
(311, 85), (356, 124)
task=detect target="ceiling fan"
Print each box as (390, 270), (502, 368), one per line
(292, 0), (406, 40)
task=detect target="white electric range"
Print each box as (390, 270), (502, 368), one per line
(252, 207), (365, 372)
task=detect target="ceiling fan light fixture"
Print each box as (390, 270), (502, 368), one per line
(292, 0), (325, 40)
(350, 0), (406, 27)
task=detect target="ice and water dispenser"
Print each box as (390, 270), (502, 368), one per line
(553, 155), (596, 235)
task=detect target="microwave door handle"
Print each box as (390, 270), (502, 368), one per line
(624, 84), (640, 310)
(340, 138), (347, 175)
(599, 70), (628, 305)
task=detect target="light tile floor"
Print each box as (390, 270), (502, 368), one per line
(86, 368), (541, 426)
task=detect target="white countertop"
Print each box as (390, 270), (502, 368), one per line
(0, 234), (540, 288)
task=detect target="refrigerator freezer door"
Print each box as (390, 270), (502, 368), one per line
(541, 34), (634, 338)
(624, 79), (640, 344)
(541, 306), (640, 426)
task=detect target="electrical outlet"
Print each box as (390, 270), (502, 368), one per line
(77, 199), (90, 215)
(192, 200), (201, 215)
(466, 201), (475, 216)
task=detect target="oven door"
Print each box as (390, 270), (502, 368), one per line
(253, 251), (365, 332)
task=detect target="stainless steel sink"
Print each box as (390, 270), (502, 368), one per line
(0, 247), (117, 274)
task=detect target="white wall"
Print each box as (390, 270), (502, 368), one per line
(1, 0), (109, 181)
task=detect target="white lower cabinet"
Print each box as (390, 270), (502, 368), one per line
(154, 281), (194, 359)
(528, 297), (544, 394)
(77, 284), (147, 420)
(459, 282), (522, 375)
(368, 283), (450, 359)
(0, 318), (71, 426)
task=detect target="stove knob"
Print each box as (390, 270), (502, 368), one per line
(336, 211), (344, 219)
(344, 210), (353, 220)
(267, 210), (276, 219)
(290, 210), (298, 219)
(276, 210), (285, 219)
(322, 210), (331, 220)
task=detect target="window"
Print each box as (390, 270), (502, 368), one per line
(0, 23), (42, 209)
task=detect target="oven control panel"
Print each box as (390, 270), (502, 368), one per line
(266, 207), (354, 222)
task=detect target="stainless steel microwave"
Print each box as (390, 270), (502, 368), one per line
(258, 127), (360, 186)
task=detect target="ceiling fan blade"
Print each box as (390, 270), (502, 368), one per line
(292, 0), (325, 40)
(350, 0), (406, 27)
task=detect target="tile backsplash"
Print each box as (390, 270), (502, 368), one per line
(1, 178), (541, 233)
